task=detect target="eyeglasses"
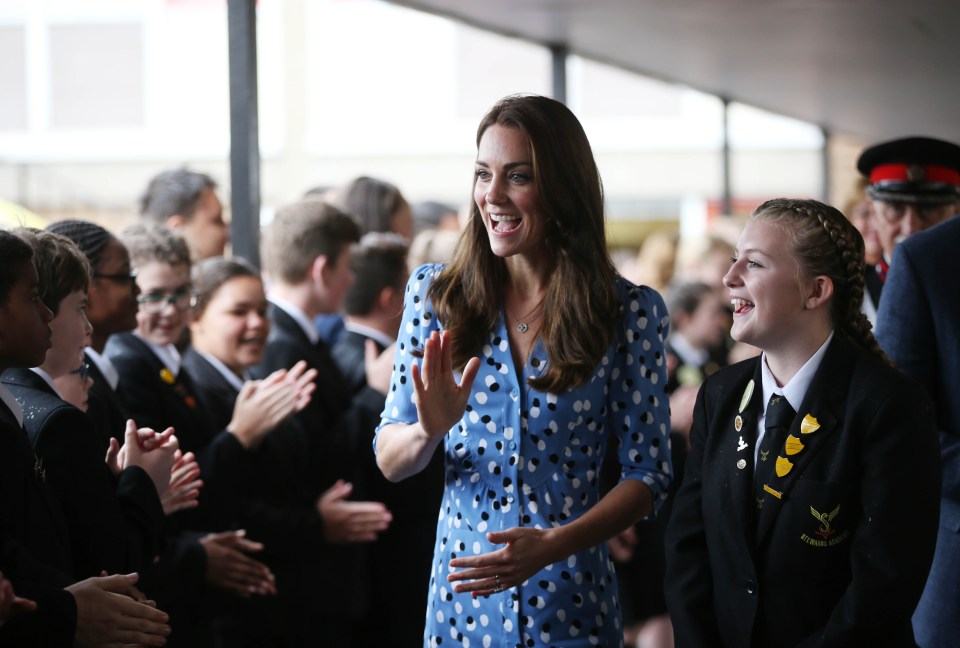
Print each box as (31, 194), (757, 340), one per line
(94, 269), (139, 285)
(69, 363), (90, 381)
(137, 290), (197, 314)
(874, 201), (956, 225)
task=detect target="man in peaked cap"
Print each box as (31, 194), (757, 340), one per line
(856, 136), (960, 311)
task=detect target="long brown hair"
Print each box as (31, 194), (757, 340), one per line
(429, 95), (619, 393)
(752, 198), (890, 364)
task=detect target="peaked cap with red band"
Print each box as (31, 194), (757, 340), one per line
(857, 136), (960, 205)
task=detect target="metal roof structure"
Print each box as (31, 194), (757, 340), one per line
(387, 0), (960, 143)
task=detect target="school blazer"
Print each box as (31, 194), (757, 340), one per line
(665, 335), (940, 648)
(1, 368), (164, 579)
(0, 402), (78, 647)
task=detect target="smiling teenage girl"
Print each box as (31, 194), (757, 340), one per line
(665, 198), (940, 647)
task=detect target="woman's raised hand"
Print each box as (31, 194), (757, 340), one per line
(411, 330), (480, 439)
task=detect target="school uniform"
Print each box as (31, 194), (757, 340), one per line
(0, 368), (164, 579)
(0, 387), (77, 646)
(332, 325), (444, 648)
(665, 334), (940, 648)
(104, 332), (230, 648)
(250, 301), (368, 646)
(183, 348), (336, 646)
(83, 347), (131, 452)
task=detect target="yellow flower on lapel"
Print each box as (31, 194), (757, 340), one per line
(160, 368), (176, 384)
(800, 414), (820, 435)
(775, 455), (793, 478)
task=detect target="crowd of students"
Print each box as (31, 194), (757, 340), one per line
(2, 125), (960, 648)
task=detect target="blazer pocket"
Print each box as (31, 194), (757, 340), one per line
(787, 479), (856, 551)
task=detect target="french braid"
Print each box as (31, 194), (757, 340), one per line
(752, 198), (891, 365)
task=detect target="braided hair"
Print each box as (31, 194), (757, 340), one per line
(45, 220), (114, 271)
(752, 198), (891, 365)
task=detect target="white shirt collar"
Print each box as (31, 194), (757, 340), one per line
(134, 332), (182, 377)
(669, 331), (709, 367)
(343, 321), (396, 349)
(197, 350), (248, 392)
(0, 383), (25, 427)
(29, 367), (62, 399)
(85, 346), (119, 391)
(269, 297), (320, 345)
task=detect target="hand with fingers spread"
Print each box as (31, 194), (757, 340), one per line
(67, 572), (171, 647)
(412, 331), (480, 438)
(200, 530), (277, 598)
(228, 361), (318, 449)
(160, 450), (203, 516)
(316, 479), (392, 543)
(376, 330), (480, 482)
(447, 527), (565, 597)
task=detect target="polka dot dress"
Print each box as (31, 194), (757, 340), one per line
(377, 264), (672, 648)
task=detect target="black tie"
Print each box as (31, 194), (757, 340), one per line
(755, 394), (796, 505)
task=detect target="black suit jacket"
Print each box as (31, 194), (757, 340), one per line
(84, 350), (131, 452)
(104, 332), (214, 453)
(1, 368), (164, 579)
(183, 349), (359, 636)
(665, 335), (940, 648)
(0, 398), (78, 646)
(333, 327), (444, 647)
(249, 304), (369, 621)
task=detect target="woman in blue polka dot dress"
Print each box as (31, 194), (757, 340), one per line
(375, 94), (672, 648)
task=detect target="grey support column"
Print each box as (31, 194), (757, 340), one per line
(227, 0), (261, 267)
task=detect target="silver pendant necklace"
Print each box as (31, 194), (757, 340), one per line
(509, 298), (544, 334)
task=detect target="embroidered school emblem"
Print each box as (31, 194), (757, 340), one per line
(801, 504), (850, 547)
(810, 505), (840, 539)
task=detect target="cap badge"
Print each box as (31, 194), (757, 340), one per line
(906, 164), (926, 182)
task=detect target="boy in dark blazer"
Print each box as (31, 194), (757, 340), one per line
(0, 228), (171, 646)
(254, 200), (392, 647)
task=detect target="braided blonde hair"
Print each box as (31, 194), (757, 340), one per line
(752, 198), (891, 365)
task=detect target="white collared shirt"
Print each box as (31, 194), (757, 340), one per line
(134, 332), (182, 377)
(343, 321), (396, 350)
(29, 367), (62, 399)
(668, 331), (709, 367)
(85, 346), (120, 391)
(268, 297), (319, 345)
(754, 331), (834, 468)
(0, 383), (25, 427)
(197, 350), (249, 393)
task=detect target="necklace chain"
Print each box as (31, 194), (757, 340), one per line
(508, 298), (544, 334)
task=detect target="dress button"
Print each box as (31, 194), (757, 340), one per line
(510, 389), (519, 400)
(746, 580), (756, 595)
(509, 441), (517, 450)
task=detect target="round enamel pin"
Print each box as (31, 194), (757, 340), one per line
(735, 415), (743, 432)
(737, 459), (747, 470)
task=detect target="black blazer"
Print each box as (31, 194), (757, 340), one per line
(665, 335), (940, 648)
(331, 328), (369, 395)
(104, 332), (214, 453)
(1, 368), (164, 579)
(249, 304), (370, 621)
(333, 328), (445, 648)
(84, 350), (131, 453)
(0, 399), (78, 646)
